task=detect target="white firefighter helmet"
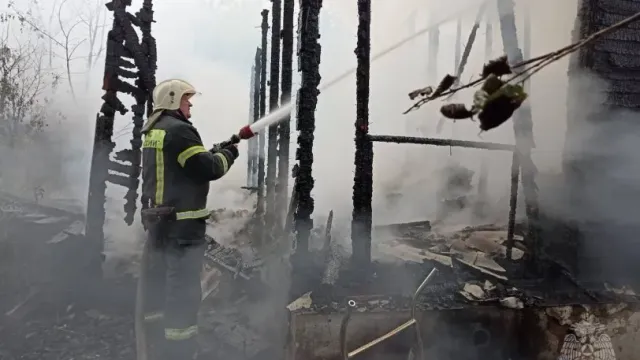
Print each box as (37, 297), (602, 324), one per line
(142, 79), (198, 132)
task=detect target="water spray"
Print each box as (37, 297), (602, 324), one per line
(219, 0), (488, 146)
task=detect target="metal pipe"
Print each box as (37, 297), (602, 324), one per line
(409, 268), (437, 360)
(506, 151), (520, 259)
(410, 268), (437, 319)
(368, 134), (515, 151)
(349, 319), (417, 358)
(340, 299), (356, 360)
(342, 269), (438, 360)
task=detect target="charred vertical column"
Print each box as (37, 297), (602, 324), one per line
(351, 0), (373, 270)
(247, 51), (258, 188)
(86, 0), (156, 274)
(496, 0), (539, 268)
(126, 0), (157, 224)
(251, 48), (262, 188)
(276, 0), (294, 224)
(86, 1), (127, 272)
(266, 0), (282, 229)
(293, 0), (322, 257)
(257, 10), (269, 218)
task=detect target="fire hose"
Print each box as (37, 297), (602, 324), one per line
(339, 268), (438, 360)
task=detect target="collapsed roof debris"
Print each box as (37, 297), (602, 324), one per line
(287, 219), (640, 318)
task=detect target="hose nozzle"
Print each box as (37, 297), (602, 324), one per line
(238, 125), (255, 140)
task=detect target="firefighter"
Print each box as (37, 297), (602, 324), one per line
(137, 78), (238, 360)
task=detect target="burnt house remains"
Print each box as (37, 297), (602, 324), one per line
(85, 0), (157, 275)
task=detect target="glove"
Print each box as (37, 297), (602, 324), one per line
(210, 142), (225, 153)
(221, 144), (239, 160)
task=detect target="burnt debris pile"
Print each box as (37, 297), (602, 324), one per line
(0, 193), (137, 360)
(296, 222), (640, 314)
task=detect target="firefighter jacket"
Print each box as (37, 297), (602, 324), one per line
(141, 110), (236, 241)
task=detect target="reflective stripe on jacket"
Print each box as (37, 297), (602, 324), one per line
(141, 111), (235, 223)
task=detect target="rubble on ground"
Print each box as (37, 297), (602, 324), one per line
(292, 219), (640, 315)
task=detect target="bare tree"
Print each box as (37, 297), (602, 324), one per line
(0, 12), (61, 146)
(6, 0), (93, 100)
(55, 0), (84, 99)
(78, 0), (107, 71)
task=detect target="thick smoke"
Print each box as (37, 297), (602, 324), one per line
(304, 0), (580, 248)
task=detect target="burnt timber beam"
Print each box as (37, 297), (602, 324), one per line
(86, 0), (156, 273)
(367, 135), (515, 151)
(496, 0), (540, 270)
(293, 0), (322, 259)
(276, 0), (294, 226)
(255, 10), (269, 237)
(249, 47), (262, 189)
(266, 0), (282, 234)
(351, 0), (373, 271)
(246, 57), (256, 188)
(127, 0), (156, 224)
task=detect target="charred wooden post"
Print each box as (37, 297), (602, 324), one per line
(257, 10), (269, 219)
(127, 0), (157, 222)
(86, 0), (156, 273)
(496, 0), (540, 269)
(352, 0), (373, 270)
(276, 0), (295, 225)
(266, 0), (282, 230)
(293, 0), (322, 259)
(506, 151), (520, 259)
(249, 47), (262, 188)
(247, 48), (261, 188)
(247, 66), (255, 188)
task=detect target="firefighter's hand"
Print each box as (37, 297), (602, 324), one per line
(222, 144), (239, 160)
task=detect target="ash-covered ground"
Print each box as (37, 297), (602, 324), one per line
(0, 194), (270, 360)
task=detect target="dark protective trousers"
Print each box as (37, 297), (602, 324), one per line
(139, 229), (206, 360)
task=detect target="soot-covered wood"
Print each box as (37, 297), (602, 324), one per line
(352, 0), (373, 271)
(86, 0), (156, 272)
(293, 0), (322, 258)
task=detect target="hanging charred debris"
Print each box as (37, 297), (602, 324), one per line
(351, 0), (373, 272)
(85, 0), (156, 272)
(266, 0), (282, 233)
(292, 0), (322, 263)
